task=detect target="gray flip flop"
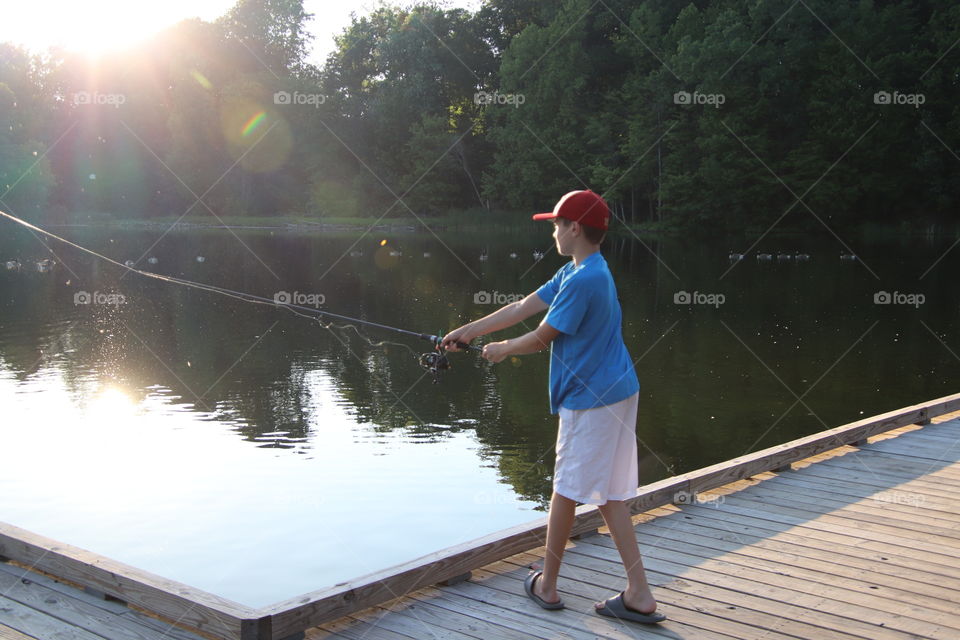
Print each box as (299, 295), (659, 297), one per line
(523, 570), (565, 610)
(595, 591), (666, 624)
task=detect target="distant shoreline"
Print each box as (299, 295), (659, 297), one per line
(39, 215), (959, 239)
(52, 220), (432, 233)
(43, 215), (458, 234)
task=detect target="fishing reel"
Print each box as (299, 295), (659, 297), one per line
(418, 334), (476, 383)
(419, 349), (451, 384)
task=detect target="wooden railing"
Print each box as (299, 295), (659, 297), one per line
(3, 391), (959, 640)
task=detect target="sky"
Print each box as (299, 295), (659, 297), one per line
(0, 0), (483, 68)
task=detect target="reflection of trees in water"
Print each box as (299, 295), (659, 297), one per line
(8, 229), (956, 509)
(0, 263), (560, 504)
(0, 231), (603, 507)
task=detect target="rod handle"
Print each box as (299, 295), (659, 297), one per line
(433, 335), (480, 352)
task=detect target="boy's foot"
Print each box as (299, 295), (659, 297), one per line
(526, 564), (562, 605)
(595, 591), (665, 624)
(524, 570), (564, 610)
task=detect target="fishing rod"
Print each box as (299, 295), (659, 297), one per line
(138, 277), (479, 382)
(0, 209), (479, 382)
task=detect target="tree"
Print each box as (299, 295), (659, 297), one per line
(218, 0), (314, 74)
(0, 45), (56, 220)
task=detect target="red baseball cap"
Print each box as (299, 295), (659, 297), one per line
(532, 190), (609, 230)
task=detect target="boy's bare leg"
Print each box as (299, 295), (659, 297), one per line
(532, 491), (576, 604)
(596, 499), (658, 614)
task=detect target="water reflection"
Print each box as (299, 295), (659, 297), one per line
(2, 227), (958, 473)
(0, 224), (958, 603)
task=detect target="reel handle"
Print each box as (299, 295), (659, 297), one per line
(428, 333), (481, 352)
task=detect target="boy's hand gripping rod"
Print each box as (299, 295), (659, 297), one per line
(418, 332), (481, 384)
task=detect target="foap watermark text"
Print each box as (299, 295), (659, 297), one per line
(872, 491), (925, 508)
(674, 491), (725, 507)
(74, 290), (126, 306)
(873, 90), (925, 108)
(874, 291), (924, 308)
(474, 290), (524, 305)
(274, 91), (326, 107)
(274, 291), (326, 308)
(73, 91), (126, 108)
(674, 290), (725, 308)
(474, 90), (525, 108)
(674, 90), (725, 108)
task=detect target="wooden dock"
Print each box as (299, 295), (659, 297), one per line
(2, 395), (959, 639)
(312, 413), (960, 640)
(0, 560), (209, 640)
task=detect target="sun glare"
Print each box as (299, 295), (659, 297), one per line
(68, 7), (156, 55)
(5, 1), (233, 56)
(87, 385), (138, 420)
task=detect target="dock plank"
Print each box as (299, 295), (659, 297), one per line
(861, 438), (959, 462)
(572, 535), (955, 638)
(0, 562), (207, 640)
(681, 497), (960, 560)
(499, 551), (880, 640)
(0, 597), (106, 640)
(795, 444), (960, 479)
(635, 507), (960, 587)
(416, 573), (711, 640)
(721, 486), (960, 539)
(0, 623), (36, 640)
(307, 617), (417, 640)
(645, 500), (960, 581)
(885, 429), (960, 446)
(614, 520), (960, 608)
(0, 568), (201, 640)
(0, 564), (130, 617)
(757, 470), (960, 518)
(336, 601), (486, 640)
(807, 454), (960, 488)
(502, 553), (914, 640)
(620, 528), (960, 615)
(733, 473), (960, 525)
(804, 442), (960, 472)
(464, 563), (746, 639)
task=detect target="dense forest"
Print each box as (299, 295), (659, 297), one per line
(1, 0), (958, 231)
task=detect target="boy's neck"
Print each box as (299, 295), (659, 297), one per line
(571, 244), (600, 267)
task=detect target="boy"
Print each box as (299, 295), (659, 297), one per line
(441, 190), (665, 624)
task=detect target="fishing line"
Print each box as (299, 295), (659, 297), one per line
(0, 209), (478, 382)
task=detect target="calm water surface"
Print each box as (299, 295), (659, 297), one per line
(0, 222), (957, 606)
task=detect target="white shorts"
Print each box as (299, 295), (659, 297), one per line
(554, 392), (639, 505)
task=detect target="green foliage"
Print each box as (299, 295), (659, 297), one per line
(218, 0), (314, 73)
(0, 45), (56, 219)
(0, 0), (957, 230)
(308, 178), (361, 218)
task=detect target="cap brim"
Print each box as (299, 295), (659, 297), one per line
(531, 212), (557, 221)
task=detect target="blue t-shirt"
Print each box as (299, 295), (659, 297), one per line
(535, 252), (640, 414)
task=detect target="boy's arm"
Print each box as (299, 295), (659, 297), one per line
(482, 321), (560, 363)
(442, 293), (549, 350)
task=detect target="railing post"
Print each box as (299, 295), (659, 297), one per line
(439, 571), (472, 586)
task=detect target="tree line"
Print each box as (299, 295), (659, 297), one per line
(0, 0), (957, 231)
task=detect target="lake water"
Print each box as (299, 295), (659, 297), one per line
(0, 221), (957, 607)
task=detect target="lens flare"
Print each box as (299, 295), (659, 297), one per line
(241, 111), (267, 138)
(220, 97), (292, 172)
(190, 69), (213, 91)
